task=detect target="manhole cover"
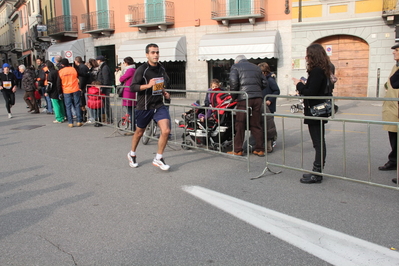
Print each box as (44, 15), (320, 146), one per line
(11, 125), (46, 130)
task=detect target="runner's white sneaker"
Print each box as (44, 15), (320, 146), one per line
(8, 113), (12, 119)
(127, 153), (138, 168)
(153, 158), (170, 171)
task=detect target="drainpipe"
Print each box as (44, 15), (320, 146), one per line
(86, 0), (90, 30)
(298, 0), (302, 22)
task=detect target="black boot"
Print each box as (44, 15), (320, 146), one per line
(82, 110), (87, 123)
(301, 164), (323, 184)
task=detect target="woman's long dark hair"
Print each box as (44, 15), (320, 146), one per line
(89, 58), (99, 68)
(45, 60), (55, 71)
(306, 43), (331, 78)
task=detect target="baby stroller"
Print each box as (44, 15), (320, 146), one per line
(180, 93), (237, 152)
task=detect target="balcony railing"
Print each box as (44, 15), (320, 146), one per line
(10, 42), (22, 52)
(211, 0), (265, 23)
(128, 1), (174, 29)
(383, 0), (399, 16)
(81, 10), (115, 35)
(47, 15), (78, 38)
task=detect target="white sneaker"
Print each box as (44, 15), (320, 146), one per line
(127, 153), (138, 168)
(153, 157), (170, 171)
(8, 113), (12, 119)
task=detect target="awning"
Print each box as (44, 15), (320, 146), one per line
(46, 39), (85, 63)
(17, 54), (30, 61)
(198, 30), (280, 61)
(118, 36), (186, 63)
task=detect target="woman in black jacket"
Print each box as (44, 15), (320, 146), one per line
(293, 43), (331, 184)
(45, 61), (65, 123)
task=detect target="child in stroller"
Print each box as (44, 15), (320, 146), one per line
(179, 90), (237, 152)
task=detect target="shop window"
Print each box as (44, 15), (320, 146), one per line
(208, 58), (278, 90)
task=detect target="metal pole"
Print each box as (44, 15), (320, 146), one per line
(376, 68), (380, 97)
(298, 0), (302, 22)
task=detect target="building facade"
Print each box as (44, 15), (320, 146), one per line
(292, 0), (392, 97)
(45, 0), (292, 96)
(1, 0), (396, 98)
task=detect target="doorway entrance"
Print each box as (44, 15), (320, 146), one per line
(96, 45), (116, 85)
(316, 35), (369, 97)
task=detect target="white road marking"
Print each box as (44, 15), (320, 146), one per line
(183, 186), (399, 266)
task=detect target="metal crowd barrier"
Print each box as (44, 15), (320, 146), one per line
(84, 86), (399, 190)
(257, 95), (399, 190)
(84, 85), (116, 128)
(165, 89), (252, 171)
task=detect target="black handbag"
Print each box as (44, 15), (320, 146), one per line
(117, 86), (124, 97)
(310, 100), (332, 117)
(310, 78), (332, 117)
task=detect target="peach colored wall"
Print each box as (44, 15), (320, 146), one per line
(172, 0), (291, 27)
(108, 0), (291, 33)
(55, 0), (291, 36)
(108, 0), (135, 33)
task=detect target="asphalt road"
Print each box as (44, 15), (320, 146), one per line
(1, 89), (399, 265)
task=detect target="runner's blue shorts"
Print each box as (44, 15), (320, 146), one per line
(135, 105), (170, 129)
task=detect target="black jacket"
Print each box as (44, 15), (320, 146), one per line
(21, 69), (36, 92)
(0, 72), (17, 90)
(76, 64), (90, 92)
(46, 69), (62, 99)
(130, 62), (170, 110)
(262, 73), (280, 113)
(229, 59), (265, 101)
(97, 62), (112, 86)
(36, 63), (46, 87)
(296, 66), (329, 124)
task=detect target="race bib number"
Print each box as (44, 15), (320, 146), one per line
(3, 81), (11, 89)
(152, 77), (164, 96)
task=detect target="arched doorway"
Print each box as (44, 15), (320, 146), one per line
(316, 35), (369, 97)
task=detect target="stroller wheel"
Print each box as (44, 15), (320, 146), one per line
(212, 143), (225, 152)
(181, 139), (194, 150)
(212, 143), (221, 152)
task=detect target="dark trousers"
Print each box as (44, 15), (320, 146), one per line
(101, 87), (112, 123)
(388, 131), (398, 165)
(127, 106), (136, 131)
(1, 89), (15, 113)
(234, 98), (264, 153)
(308, 123), (326, 167)
(23, 91), (39, 112)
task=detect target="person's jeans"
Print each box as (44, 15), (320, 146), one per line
(89, 108), (102, 122)
(64, 91), (82, 124)
(41, 87), (53, 113)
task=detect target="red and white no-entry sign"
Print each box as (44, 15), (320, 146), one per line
(64, 50), (73, 58)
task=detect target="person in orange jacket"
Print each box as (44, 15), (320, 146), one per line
(59, 58), (82, 128)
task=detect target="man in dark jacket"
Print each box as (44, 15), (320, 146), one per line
(74, 56), (90, 121)
(96, 55), (112, 123)
(228, 55), (267, 156)
(127, 43), (171, 171)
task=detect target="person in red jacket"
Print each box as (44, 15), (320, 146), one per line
(87, 81), (104, 127)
